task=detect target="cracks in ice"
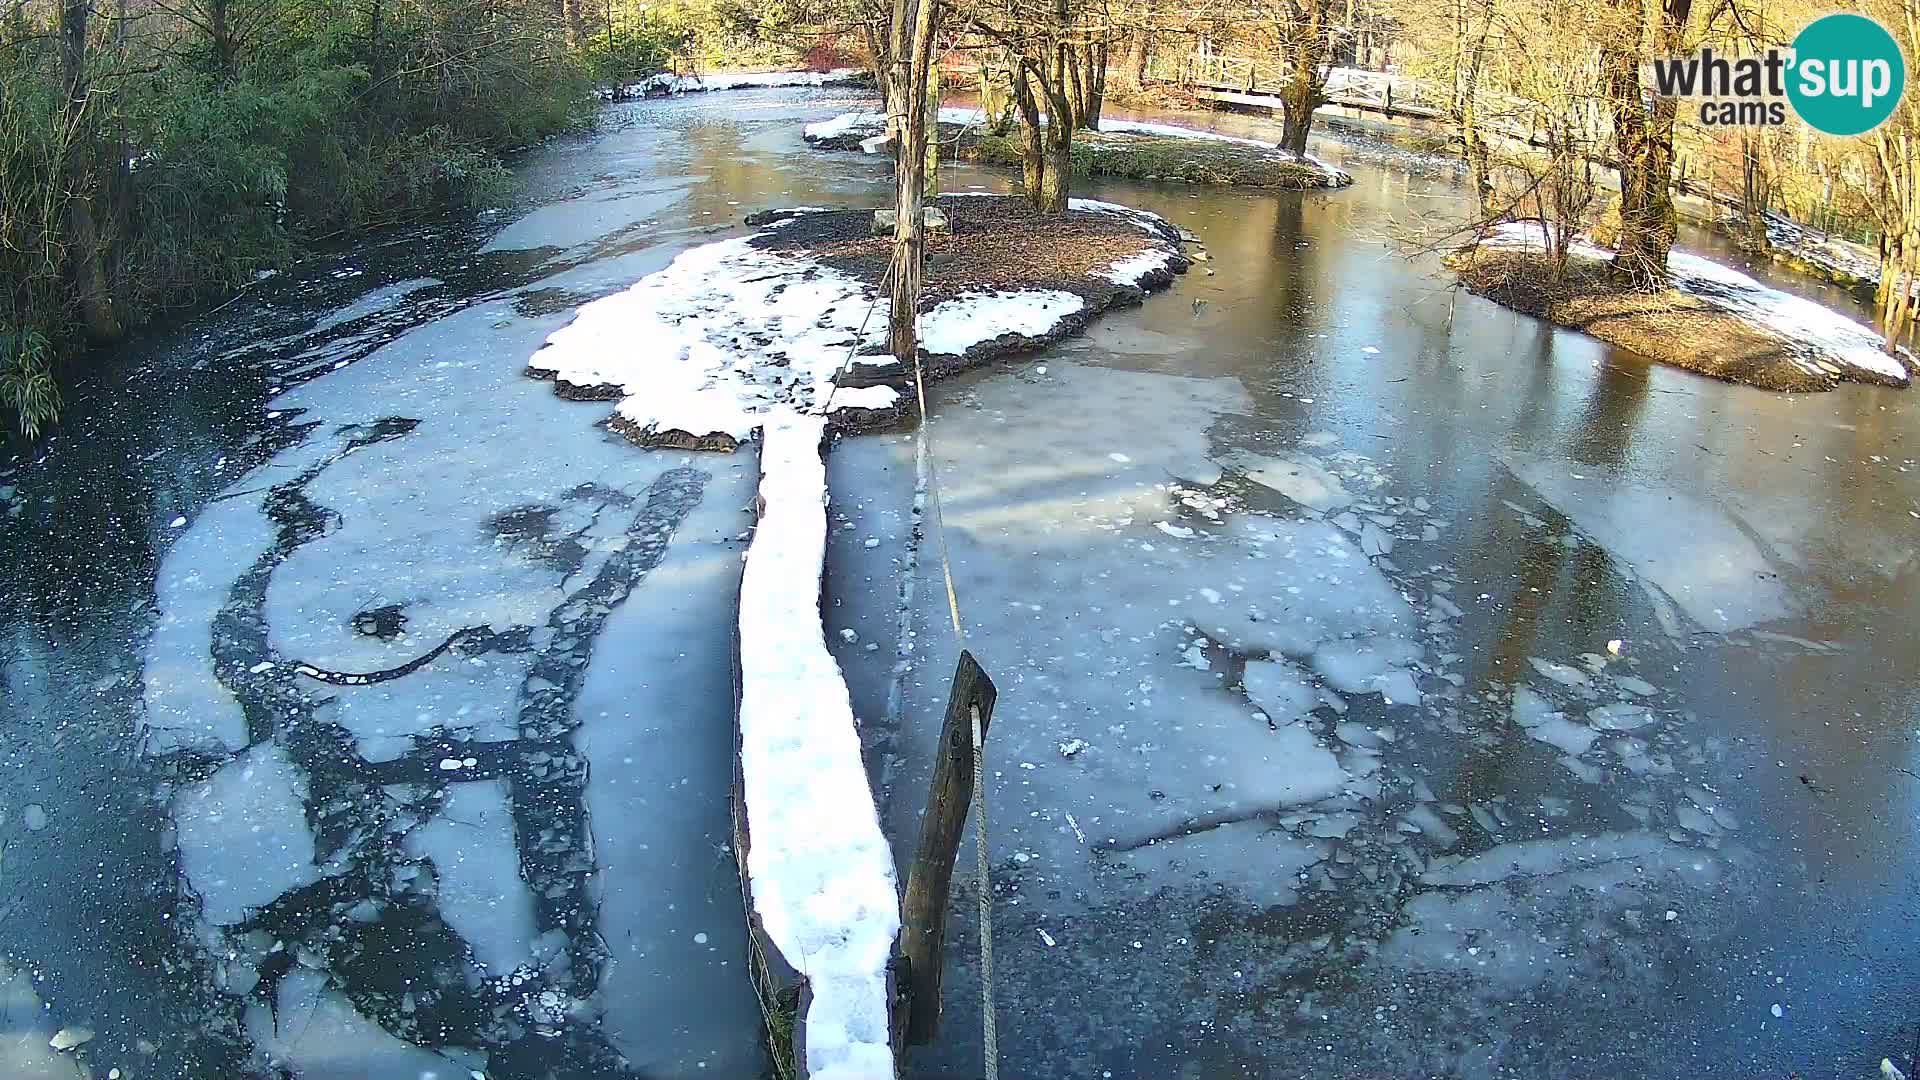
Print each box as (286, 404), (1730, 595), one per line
(1087, 428), (1736, 1020)
(175, 414), (710, 1074)
(290, 625), (514, 686)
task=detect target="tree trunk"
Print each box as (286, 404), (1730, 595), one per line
(884, 0), (940, 361)
(368, 0), (388, 94)
(979, 57), (1013, 135)
(1035, 41), (1074, 211)
(1602, 0), (1692, 290)
(1081, 41), (1106, 129)
(923, 63), (941, 198)
(1741, 133), (1770, 253)
(61, 0), (120, 343)
(562, 0), (587, 48)
(1013, 59), (1047, 206)
(1277, 0), (1333, 158)
(1120, 31), (1149, 92)
(863, 19), (894, 117)
(1062, 45), (1087, 129)
(209, 0), (234, 78)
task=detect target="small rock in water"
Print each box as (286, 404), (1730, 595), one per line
(50, 1026), (93, 1051)
(22, 804), (46, 832)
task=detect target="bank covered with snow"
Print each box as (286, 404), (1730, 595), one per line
(528, 196), (1191, 447)
(802, 107), (1354, 188)
(599, 67), (866, 101)
(1478, 221), (1911, 390)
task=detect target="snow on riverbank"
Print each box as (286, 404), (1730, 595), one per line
(600, 67), (864, 101)
(802, 107), (1352, 184)
(1723, 209), (1881, 285)
(529, 199), (1188, 446)
(738, 414), (899, 1079)
(1484, 221), (1910, 388)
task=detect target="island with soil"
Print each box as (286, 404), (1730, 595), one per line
(1450, 223), (1915, 393)
(524, 193), (1192, 448)
(804, 109), (1354, 190)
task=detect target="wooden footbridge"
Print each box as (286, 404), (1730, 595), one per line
(1147, 55), (1444, 121)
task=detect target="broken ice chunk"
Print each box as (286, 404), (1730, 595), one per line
(1587, 703), (1655, 731)
(1311, 636), (1422, 704)
(1527, 657), (1589, 687)
(1230, 454), (1353, 513)
(1243, 659), (1316, 724)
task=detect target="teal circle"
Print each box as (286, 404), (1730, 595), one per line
(1787, 13), (1905, 136)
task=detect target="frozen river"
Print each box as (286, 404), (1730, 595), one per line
(0, 88), (1916, 1079)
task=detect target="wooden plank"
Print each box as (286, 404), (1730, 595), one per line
(897, 649), (998, 1046)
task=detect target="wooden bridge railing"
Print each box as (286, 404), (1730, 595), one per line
(1147, 52), (1441, 117)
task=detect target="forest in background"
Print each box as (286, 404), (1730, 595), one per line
(0, 0), (802, 436)
(8, 0), (1920, 439)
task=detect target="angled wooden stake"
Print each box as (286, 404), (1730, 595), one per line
(898, 649), (997, 1045)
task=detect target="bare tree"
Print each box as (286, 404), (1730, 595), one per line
(60, 0), (120, 341)
(884, 0), (942, 357)
(1599, 0), (1694, 289)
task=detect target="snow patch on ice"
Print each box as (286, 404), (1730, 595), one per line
(1115, 821), (1321, 905)
(144, 496), (268, 754)
(737, 414), (899, 1080)
(247, 968), (466, 1079)
(532, 236), (892, 444)
(1311, 636), (1421, 704)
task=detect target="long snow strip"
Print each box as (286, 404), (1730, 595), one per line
(610, 67), (864, 98)
(738, 412), (901, 1080)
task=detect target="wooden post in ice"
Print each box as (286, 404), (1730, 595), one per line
(898, 649), (997, 1044)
